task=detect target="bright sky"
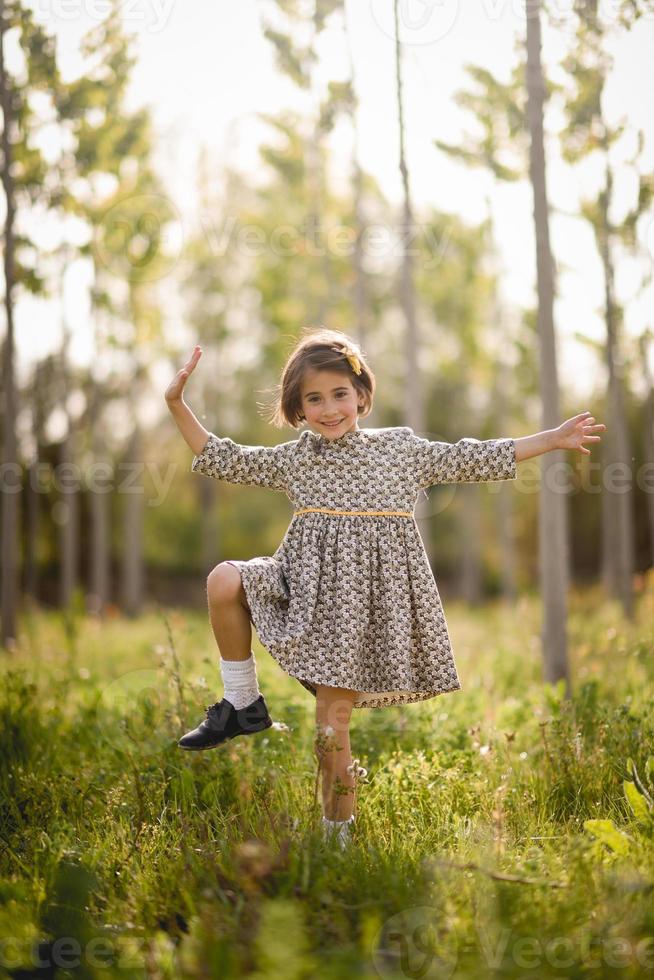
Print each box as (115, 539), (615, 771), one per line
(19, 0), (654, 406)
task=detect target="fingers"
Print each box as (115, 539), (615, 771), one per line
(575, 412), (606, 427)
(184, 352), (200, 372)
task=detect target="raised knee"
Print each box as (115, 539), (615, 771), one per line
(207, 562), (242, 604)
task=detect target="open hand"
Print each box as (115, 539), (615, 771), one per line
(555, 411), (606, 455)
(165, 346), (202, 404)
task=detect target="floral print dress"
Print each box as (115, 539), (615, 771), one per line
(191, 425), (517, 710)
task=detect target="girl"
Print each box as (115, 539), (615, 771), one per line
(165, 327), (605, 848)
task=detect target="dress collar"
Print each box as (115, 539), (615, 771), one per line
(307, 426), (365, 453)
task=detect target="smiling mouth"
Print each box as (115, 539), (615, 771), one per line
(322, 420), (343, 427)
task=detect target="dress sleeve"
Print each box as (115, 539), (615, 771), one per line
(191, 433), (293, 492)
(407, 431), (517, 490)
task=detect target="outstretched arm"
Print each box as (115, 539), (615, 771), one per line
(514, 411), (606, 462)
(165, 345), (210, 455)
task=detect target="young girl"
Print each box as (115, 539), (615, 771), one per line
(165, 327), (605, 848)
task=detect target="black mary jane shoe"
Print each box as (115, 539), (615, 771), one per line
(177, 695), (273, 751)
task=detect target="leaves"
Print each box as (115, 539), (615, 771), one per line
(624, 780), (651, 825)
(584, 819), (631, 854)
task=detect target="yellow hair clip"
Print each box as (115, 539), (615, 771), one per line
(337, 345), (362, 375)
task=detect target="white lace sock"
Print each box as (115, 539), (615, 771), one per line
(219, 653), (261, 710)
(322, 814), (355, 848)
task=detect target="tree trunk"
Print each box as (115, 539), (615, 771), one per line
(87, 379), (112, 616)
(0, 9), (20, 647)
(24, 460), (40, 601)
(494, 354), (518, 601)
(58, 425), (80, 609)
(344, 9), (369, 355)
(639, 332), (654, 568)
(525, 0), (571, 693)
(600, 406), (617, 592)
(393, 0), (433, 570)
(305, 2), (329, 325)
(120, 426), (145, 616)
(58, 279), (79, 610)
(599, 151), (635, 618)
(88, 439), (111, 616)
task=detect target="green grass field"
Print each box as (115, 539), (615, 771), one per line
(1, 578), (654, 979)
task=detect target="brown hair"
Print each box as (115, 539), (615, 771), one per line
(261, 326), (376, 430)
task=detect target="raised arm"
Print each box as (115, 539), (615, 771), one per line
(165, 345), (210, 455)
(514, 411), (606, 462)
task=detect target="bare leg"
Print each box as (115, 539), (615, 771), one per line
(315, 685), (359, 821)
(206, 562), (252, 663)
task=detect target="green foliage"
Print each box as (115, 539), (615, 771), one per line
(1, 585), (653, 976)
(434, 60), (530, 183)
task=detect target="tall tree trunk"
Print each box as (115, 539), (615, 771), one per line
(120, 425), (145, 616)
(305, 2), (329, 325)
(89, 471), (111, 614)
(0, 8), (20, 647)
(58, 267), (79, 610)
(486, 206), (518, 603)
(394, 0), (422, 435)
(393, 0), (432, 569)
(58, 425), (80, 608)
(493, 355), (518, 602)
(600, 395), (619, 598)
(24, 459), (40, 602)
(525, 0), (571, 693)
(599, 150), (635, 618)
(87, 382), (111, 616)
(88, 436), (111, 616)
(344, 8), (369, 355)
(639, 332), (654, 569)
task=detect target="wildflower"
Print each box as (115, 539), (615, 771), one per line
(346, 758), (368, 781)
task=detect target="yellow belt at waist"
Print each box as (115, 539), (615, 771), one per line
(293, 507), (414, 518)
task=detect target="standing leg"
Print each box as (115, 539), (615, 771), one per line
(314, 685), (359, 821)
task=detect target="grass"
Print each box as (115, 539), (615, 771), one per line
(1, 576), (654, 978)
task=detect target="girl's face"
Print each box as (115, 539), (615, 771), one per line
(300, 368), (365, 439)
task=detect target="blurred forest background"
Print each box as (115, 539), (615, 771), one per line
(4, 5), (654, 973)
(1, 0), (654, 670)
